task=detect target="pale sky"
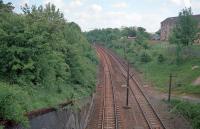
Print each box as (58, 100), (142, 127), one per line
(5, 0), (200, 32)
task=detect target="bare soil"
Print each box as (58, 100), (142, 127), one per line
(193, 76), (200, 86)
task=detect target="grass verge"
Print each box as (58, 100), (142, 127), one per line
(170, 99), (200, 129)
(109, 41), (200, 94)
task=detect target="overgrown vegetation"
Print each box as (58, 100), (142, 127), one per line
(169, 8), (200, 64)
(170, 99), (200, 129)
(0, 0), (97, 126)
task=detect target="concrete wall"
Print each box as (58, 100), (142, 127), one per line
(7, 97), (93, 129)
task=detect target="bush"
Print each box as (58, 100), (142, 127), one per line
(157, 54), (165, 63)
(171, 99), (200, 129)
(140, 52), (151, 63)
(0, 83), (30, 127)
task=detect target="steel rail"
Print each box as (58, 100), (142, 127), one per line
(96, 47), (119, 129)
(98, 47), (119, 129)
(101, 46), (167, 129)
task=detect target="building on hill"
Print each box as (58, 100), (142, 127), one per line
(160, 14), (200, 41)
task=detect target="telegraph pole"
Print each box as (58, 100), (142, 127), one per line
(126, 62), (130, 107)
(123, 37), (131, 109)
(168, 73), (176, 102)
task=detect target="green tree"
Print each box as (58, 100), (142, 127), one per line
(169, 8), (199, 63)
(121, 27), (137, 37)
(170, 8), (199, 46)
(0, 0), (14, 13)
(0, 1), (97, 125)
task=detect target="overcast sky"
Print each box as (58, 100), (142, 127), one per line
(5, 0), (200, 32)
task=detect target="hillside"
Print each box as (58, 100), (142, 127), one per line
(0, 1), (97, 127)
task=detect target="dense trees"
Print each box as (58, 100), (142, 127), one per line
(85, 27), (146, 44)
(0, 1), (97, 126)
(0, 2), (97, 88)
(0, 0), (13, 12)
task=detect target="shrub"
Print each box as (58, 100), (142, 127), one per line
(0, 83), (30, 127)
(171, 99), (200, 129)
(157, 54), (165, 63)
(140, 52), (151, 63)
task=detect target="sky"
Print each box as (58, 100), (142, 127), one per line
(5, 0), (200, 32)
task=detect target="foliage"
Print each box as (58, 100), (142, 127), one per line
(85, 28), (121, 44)
(121, 27), (137, 37)
(157, 54), (165, 63)
(0, 1), (97, 126)
(140, 52), (152, 63)
(170, 8), (199, 46)
(0, 0), (14, 12)
(0, 83), (29, 127)
(104, 39), (200, 94)
(155, 29), (161, 36)
(170, 99), (200, 129)
(169, 8), (200, 63)
(85, 26), (149, 45)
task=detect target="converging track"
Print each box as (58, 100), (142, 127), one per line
(86, 46), (124, 129)
(86, 45), (167, 129)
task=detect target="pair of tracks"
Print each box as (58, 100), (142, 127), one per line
(86, 46), (167, 129)
(103, 47), (167, 129)
(86, 46), (122, 129)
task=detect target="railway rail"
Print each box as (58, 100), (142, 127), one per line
(101, 46), (167, 129)
(86, 46), (122, 129)
(86, 45), (167, 129)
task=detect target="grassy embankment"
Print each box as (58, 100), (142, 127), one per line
(170, 99), (200, 129)
(110, 40), (200, 95)
(0, 64), (97, 126)
(109, 40), (200, 129)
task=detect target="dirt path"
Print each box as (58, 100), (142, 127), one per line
(142, 80), (200, 103)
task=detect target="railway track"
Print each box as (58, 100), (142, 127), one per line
(86, 46), (122, 129)
(100, 46), (167, 129)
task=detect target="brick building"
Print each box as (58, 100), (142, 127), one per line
(160, 14), (200, 41)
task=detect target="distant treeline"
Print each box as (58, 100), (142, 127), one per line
(85, 27), (150, 44)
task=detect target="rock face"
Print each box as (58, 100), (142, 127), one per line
(9, 97), (93, 129)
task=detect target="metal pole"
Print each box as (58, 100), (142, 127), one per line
(123, 37), (130, 109)
(126, 62), (130, 107)
(168, 73), (172, 102)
